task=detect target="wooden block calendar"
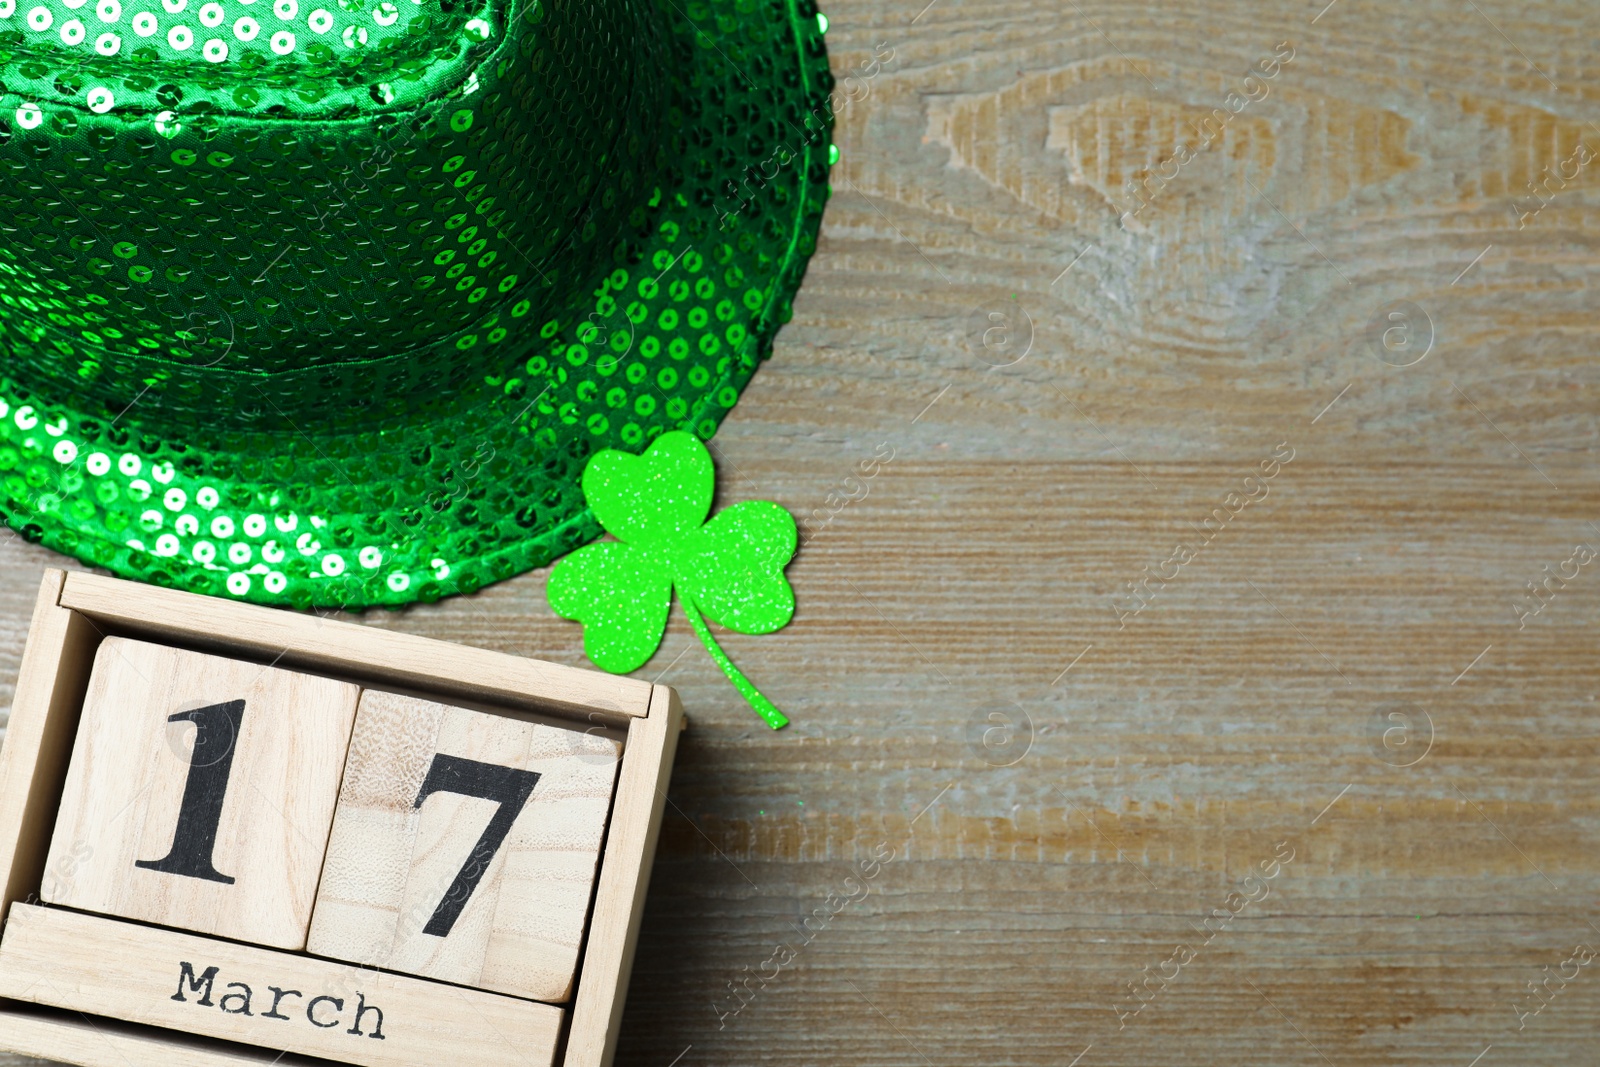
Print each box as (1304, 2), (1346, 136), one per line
(307, 690), (620, 1001)
(44, 639), (359, 949)
(0, 570), (684, 1067)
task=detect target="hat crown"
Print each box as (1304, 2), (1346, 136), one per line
(0, 0), (665, 428)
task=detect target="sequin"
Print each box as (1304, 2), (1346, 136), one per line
(0, 0), (835, 608)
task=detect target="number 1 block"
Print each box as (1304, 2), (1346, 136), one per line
(306, 690), (621, 1003)
(42, 637), (360, 949)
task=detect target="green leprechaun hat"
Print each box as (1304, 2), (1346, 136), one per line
(0, 0), (833, 607)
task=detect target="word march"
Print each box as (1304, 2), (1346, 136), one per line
(172, 960), (387, 1040)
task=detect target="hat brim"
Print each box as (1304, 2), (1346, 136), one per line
(0, 0), (832, 608)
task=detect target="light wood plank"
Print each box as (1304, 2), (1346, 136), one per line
(0, 1005), (334, 1067)
(0, 570), (94, 921)
(307, 689), (620, 1002)
(59, 572), (652, 722)
(43, 638), (358, 950)
(563, 685), (682, 1067)
(0, 904), (562, 1067)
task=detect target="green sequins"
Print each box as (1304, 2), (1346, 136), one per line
(0, 0), (834, 608)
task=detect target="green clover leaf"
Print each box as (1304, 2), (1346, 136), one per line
(547, 431), (797, 729)
(678, 501), (797, 634)
(548, 542), (672, 674)
(582, 429), (715, 548)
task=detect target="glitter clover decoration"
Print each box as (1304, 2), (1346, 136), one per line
(547, 431), (797, 730)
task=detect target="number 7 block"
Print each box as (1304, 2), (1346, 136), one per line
(41, 638), (360, 949)
(306, 690), (621, 1003)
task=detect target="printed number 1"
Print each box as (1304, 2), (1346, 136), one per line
(136, 700), (246, 885)
(414, 754), (541, 937)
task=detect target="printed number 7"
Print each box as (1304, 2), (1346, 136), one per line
(414, 754), (541, 938)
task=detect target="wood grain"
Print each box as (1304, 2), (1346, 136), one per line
(44, 637), (359, 950)
(6, 0), (1600, 1063)
(0, 904), (562, 1067)
(0, 571), (94, 929)
(0, 1005), (338, 1067)
(307, 689), (620, 1003)
(564, 685), (683, 1067)
(59, 572), (653, 722)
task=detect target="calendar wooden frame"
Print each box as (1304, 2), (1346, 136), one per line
(0, 569), (683, 1067)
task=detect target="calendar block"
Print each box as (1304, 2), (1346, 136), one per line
(41, 637), (359, 949)
(0, 904), (564, 1067)
(0, 570), (684, 1067)
(307, 690), (621, 1002)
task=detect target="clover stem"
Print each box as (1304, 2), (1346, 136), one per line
(679, 591), (789, 730)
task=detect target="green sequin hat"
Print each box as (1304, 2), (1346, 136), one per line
(0, 0), (832, 607)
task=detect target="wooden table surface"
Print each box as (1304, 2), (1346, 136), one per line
(6, 0), (1600, 1063)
